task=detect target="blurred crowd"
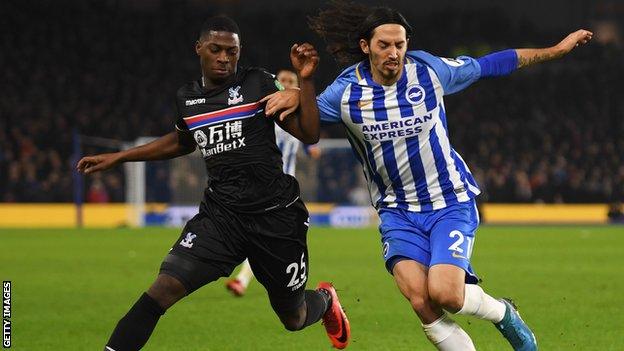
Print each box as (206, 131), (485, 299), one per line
(448, 43), (624, 203)
(1, 1), (622, 204)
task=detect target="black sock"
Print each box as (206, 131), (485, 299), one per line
(299, 289), (331, 329)
(104, 293), (165, 351)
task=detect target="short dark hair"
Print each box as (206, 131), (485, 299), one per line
(199, 15), (241, 40)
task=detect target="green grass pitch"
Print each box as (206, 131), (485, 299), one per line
(1, 225), (623, 350)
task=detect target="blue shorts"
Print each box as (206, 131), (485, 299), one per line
(379, 199), (480, 284)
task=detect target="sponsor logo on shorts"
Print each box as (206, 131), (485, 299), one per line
(382, 241), (390, 258)
(451, 251), (467, 260)
(180, 232), (197, 249)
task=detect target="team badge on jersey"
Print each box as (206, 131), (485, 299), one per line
(194, 130), (208, 147)
(405, 85), (426, 105)
(227, 85), (244, 105)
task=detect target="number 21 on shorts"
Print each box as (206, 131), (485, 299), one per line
(286, 252), (307, 290)
(448, 230), (474, 260)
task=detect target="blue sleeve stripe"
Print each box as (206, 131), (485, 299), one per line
(348, 84), (364, 124)
(476, 49), (518, 78)
(416, 64), (438, 111)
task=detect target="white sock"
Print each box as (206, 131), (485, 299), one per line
(422, 313), (476, 351)
(456, 284), (506, 323)
(235, 259), (255, 288)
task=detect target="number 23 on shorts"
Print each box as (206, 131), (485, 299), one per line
(286, 252), (307, 290)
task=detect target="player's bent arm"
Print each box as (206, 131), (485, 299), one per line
(276, 43), (321, 144)
(277, 77), (320, 144)
(77, 131), (195, 174)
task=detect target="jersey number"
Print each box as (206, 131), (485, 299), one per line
(286, 253), (307, 288)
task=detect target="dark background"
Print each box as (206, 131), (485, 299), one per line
(1, 0), (623, 203)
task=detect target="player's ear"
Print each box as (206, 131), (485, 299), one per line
(359, 39), (370, 54)
(195, 40), (202, 55)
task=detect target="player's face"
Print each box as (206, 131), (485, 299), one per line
(196, 31), (241, 84)
(277, 71), (298, 89)
(360, 24), (408, 85)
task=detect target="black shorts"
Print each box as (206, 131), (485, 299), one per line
(159, 197), (310, 313)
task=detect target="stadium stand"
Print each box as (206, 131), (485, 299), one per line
(2, 1), (622, 204)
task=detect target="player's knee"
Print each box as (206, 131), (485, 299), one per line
(408, 294), (430, 315)
(428, 283), (463, 312)
(147, 274), (188, 310)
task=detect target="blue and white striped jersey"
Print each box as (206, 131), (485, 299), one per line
(317, 50), (482, 212)
(275, 124), (301, 176)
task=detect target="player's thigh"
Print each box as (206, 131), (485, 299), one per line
(246, 200), (310, 314)
(160, 209), (246, 294)
(379, 208), (430, 273)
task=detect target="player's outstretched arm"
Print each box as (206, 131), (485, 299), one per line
(516, 29), (593, 68)
(76, 130), (196, 174)
(271, 43), (321, 144)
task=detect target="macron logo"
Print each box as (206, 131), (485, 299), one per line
(186, 98), (206, 106)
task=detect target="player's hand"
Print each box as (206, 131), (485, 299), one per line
(555, 29), (593, 55)
(260, 88), (300, 121)
(307, 145), (321, 160)
(76, 153), (122, 174)
(290, 43), (319, 79)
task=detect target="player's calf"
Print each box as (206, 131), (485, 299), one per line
(275, 289), (330, 331)
(104, 274), (187, 351)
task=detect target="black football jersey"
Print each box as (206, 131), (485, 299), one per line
(175, 67), (299, 213)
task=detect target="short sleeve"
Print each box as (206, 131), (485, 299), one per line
(174, 89), (189, 131)
(317, 76), (351, 123)
(407, 50), (481, 95)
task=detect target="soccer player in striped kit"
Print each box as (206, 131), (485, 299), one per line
(300, 3), (590, 351)
(226, 69), (321, 297)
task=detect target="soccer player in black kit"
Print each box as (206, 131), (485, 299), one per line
(77, 16), (351, 351)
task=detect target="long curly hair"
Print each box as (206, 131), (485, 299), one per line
(309, 1), (413, 68)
